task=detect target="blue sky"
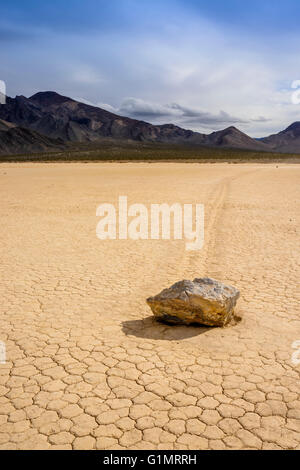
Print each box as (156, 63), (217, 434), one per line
(1, 0), (300, 136)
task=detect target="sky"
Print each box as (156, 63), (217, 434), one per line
(1, 0), (300, 137)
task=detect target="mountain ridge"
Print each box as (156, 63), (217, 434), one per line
(0, 92), (207, 145)
(0, 91), (299, 154)
(261, 121), (300, 153)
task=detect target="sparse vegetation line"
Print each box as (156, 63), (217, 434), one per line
(0, 141), (300, 163)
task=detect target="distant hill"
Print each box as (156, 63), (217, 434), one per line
(261, 122), (300, 153)
(206, 126), (269, 151)
(0, 91), (299, 154)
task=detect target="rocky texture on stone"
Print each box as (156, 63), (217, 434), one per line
(147, 278), (240, 327)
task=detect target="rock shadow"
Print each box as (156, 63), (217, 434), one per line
(121, 315), (213, 341)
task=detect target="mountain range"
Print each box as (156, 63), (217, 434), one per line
(0, 91), (299, 155)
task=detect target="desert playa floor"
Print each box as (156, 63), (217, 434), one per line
(0, 162), (299, 450)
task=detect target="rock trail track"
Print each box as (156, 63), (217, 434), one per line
(0, 162), (299, 450)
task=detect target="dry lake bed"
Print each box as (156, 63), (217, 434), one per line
(0, 162), (299, 450)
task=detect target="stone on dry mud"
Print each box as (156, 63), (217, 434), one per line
(146, 277), (240, 327)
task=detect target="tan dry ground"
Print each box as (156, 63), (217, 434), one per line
(0, 162), (299, 450)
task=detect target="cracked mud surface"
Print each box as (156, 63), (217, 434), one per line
(0, 162), (299, 450)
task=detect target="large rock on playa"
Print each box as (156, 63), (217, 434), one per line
(147, 278), (240, 327)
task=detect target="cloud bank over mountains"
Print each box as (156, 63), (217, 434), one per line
(77, 97), (270, 132)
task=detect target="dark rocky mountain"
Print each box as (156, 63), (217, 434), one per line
(0, 118), (65, 154)
(0, 92), (207, 145)
(0, 119), (16, 131)
(261, 122), (300, 153)
(206, 126), (269, 151)
(0, 91), (299, 154)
